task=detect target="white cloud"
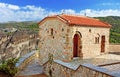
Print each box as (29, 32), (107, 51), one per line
(8, 4), (20, 10)
(0, 3), (20, 10)
(79, 9), (120, 17)
(100, 3), (120, 6)
(0, 2), (120, 22)
(60, 9), (76, 14)
(0, 3), (6, 8)
(100, 3), (114, 6)
(0, 3), (47, 22)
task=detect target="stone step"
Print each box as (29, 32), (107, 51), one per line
(16, 74), (47, 77)
(73, 57), (80, 61)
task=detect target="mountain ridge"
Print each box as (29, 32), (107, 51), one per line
(0, 16), (120, 43)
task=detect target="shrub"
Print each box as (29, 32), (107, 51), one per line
(0, 58), (19, 77)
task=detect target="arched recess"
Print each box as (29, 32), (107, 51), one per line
(73, 31), (83, 58)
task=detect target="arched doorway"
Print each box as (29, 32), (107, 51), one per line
(73, 32), (82, 58)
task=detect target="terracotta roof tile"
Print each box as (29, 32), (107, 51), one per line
(58, 14), (111, 28)
(39, 14), (111, 28)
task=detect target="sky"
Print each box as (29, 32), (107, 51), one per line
(0, 0), (120, 22)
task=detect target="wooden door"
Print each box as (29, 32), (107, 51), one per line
(101, 36), (105, 53)
(73, 34), (79, 57)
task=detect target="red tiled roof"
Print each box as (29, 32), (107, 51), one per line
(39, 14), (111, 28)
(58, 14), (111, 28)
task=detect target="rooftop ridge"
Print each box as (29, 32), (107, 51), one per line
(47, 14), (100, 21)
(61, 13), (85, 17)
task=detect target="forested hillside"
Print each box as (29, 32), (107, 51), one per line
(0, 21), (39, 32)
(95, 16), (120, 43)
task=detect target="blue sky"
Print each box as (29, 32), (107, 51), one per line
(0, 0), (120, 22)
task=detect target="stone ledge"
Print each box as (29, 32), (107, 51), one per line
(82, 63), (114, 76)
(16, 51), (36, 67)
(52, 60), (115, 77)
(54, 60), (81, 70)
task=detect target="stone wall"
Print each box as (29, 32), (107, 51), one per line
(109, 44), (120, 52)
(43, 60), (114, 77)
(39, 18), (70, 64)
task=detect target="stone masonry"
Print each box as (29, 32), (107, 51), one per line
(38, 14), (111, 64)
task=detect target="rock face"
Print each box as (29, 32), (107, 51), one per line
(38, 14), (111, 64)
(0, 30), (38, 60)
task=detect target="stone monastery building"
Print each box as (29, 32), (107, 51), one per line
(38, 14), (111, 63)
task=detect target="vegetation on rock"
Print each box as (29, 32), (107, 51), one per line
(0, 58), (19, 77)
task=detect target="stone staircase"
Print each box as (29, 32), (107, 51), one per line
(16, 56), (47, 77)
(13, 49), (49, 77)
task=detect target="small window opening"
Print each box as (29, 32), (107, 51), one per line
(51, 28), (53, 35)
(89, 29), (91, 33)
(62, 28), (64, 31)
(95, 37), (99, 44)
